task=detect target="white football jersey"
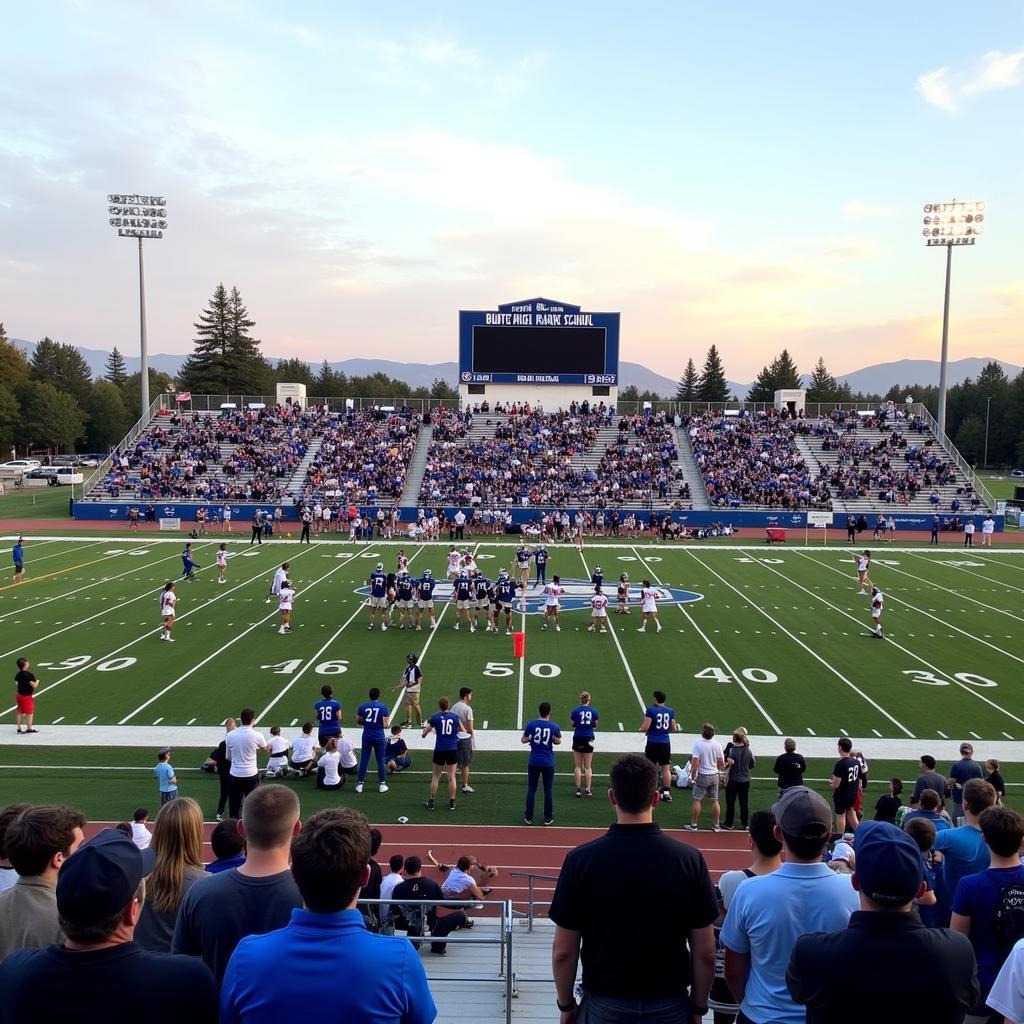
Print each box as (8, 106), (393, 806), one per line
(216, 550), (228, 567)
(591, 594), (608, 614)
(279, 586), (295, 611)
(857, 556), (869, 572)
(544, 584), (563, 605)
(160, 592), (176, 616)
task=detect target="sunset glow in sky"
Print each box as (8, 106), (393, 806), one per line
(1, 1), (1022, 381)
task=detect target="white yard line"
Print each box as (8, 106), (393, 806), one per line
(576, 548), (649, 715)
(122, 550), (362, 724)
(1, 539), (100, 567)
(902, 551), (1024, 600)
(753, 556), (1024, 728)
(630, 547), (782, 734)
(0, 547), (320, 717)
(796, 551), (1024, 666)
(684, 550), (915, 738)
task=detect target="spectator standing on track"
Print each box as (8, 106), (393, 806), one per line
(134, 797), (206, 953)
(934, 779), (997, 926)
(14, 656), (39, 735)
(985, 759), (1005, 804)
(0, 805), (86, 958)
(831, 737), (862, 835)
(570, 691), (599, 799)
(154, 747), (178, 804)
(220, 808), (436, 1021)
(11, 536), (25, 584)
(423, 696), (461, 812)
(0, 803), (30, 894)
(224, 709), (267, 819)
(772, 738), (806, 796)
(210, 718), (236, 821)
(914, 754), (951, 809)
(522, 702), (562, 826)
(786, 820), (978, 1024)
(450, 687), (475, 795)
(873, 778), (903, 824)
(550, 753), (717, 1024)
(250, 509), (263, 545)
(686, 723), (726, 832)
(172, 785), (302, 986)
(640, 690), (680, 803)
(722, 728), (755, 831)
(0, 828), (219, 1024)
(314, 684), (341, 747)
(722, 786), (859, 1024)
(949, 742), (984, 823)
(354, 687), (390, 795)
(964, 519), (975, 547)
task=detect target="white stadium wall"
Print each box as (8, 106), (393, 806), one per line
(459, 384), (618, 410)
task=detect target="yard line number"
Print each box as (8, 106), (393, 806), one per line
(483, 661), (562, 679)
(261, 659), (350, 675)
(39, 655), (138, 673)
(694, 666), (779, 684)
(903, 669), (997, 688)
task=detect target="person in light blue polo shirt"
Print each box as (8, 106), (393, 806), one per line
(721, 786), (858, 1024)
(355, 688), (390, 795)
(521, 702), (562, 826)
(220, 807), (435, 1024)
(154, 747), (178, 804)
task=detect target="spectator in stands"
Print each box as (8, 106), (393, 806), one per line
(134, 797), (206, 953)
(379, 854), (405, 919)
(949, 743), (984, 823)
(206, 819), (246, 874)
(786, 820), (978, 1023)
(172, 786), (301, 986)
(934, 779), (998, 926)
(0, 805), (86, 958)
(550, 753), (717, 1023)
(718, 811), (783, 911)
(431, 855), (494, 903)
(358, 828), (384, 932)
(913, 754), (950, 809)
(0, 803), (30, 894)
(951, 805), (1024, 1018)
(903, 788), (951, 831)
(427, 849), (498, 891)
(904, 817), (941, 925)
(985, 759), (1005, 804)
(391, 855), (468, 956)
(772, 738), (806, 796)
(722, 786), (859, 1024)
(0, 828), (219, 1023)
(986, 935), (1024, 1024)
(220, 807), (436, 1024)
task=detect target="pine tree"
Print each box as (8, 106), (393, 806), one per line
(29, 337), (94, 409)
(746, 349), (801, 402)
(22, 381), (86, 451)
(675, 358), (699, 401)
(314, 361), (339, 396)
(805, 357), (839, 402)
(274, 358), (314, 386)
(104, 346), (129, 387)
(0, 324), (30, 393)
(697, 345), (730, 402)
(773, 349), (801, 390)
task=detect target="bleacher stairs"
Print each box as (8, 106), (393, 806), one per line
(674, 425), (712, 511)
(399, 425), (433, 508)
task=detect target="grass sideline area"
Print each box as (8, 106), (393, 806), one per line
(0, 487), (73, 519)
(0, 746), (1017, 824)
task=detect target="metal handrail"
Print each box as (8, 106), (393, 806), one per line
(916, 402), (996, 511)
(80, 391), (171, 497)
(508, 871), (559, 933)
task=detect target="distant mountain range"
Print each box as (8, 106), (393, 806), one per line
(9, 339), (1020, 399)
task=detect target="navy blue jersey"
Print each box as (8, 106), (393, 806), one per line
(386, 736), (408, 758)
(644, 705), (675, 742)
(357, 700), (389, 740)
(385, 572), (397, 594)
(454, 578), (473, 601)
(570, 705), (599, 740)
(417, 577), (436, 600)
(396, 578), (415, 601)
(591, 570), (604, 590)
(314, 699), (341, 735)
(496, 578), (517, 604)
(429, 711), (461, 751)
(369, 571), (387, 598)
(473, 576), (491, 601)
(523, 719), (561, 767)
(516, 548), (532, 567)
(535, 548), (549, 566)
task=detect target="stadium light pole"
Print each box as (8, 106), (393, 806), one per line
(922, 200), (984, 438)
(106, 194), (168, 418)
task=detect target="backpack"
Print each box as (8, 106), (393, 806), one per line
(995, 881), (1024, 956)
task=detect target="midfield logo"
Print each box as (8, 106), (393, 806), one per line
(354, 578), (704, 614)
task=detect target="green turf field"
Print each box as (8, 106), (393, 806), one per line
(1, 535), (1023, 818)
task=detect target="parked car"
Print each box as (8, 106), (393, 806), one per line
(1012, 468), (1024, 479)
(0, 459), (41, 475)
(28, 466), (84, 485)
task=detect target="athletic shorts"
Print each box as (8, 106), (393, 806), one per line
(492, 600), (506, 613)
(318, 731), (341, 748)
(396, 600), (413, 609)
(692, 774), (719, 801)
(474, 598), (489, 609)
(457, 738), (474, 767)
(13, 561), (23, 572)
(645, 741), (671, 766)
(572, 738), (594, 754)
(545, 603), (560, 611)
(456, 600), (470, 610)
(433, 749), (458, 767)
(15, 694), (34, 714)
(369, 596), (387, 608)
(834, 792), (857, 815)
(404, 689), (421, 703)
(853, 789), (864, 814)
(418, 599), (434, 609)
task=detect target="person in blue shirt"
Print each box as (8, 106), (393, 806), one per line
(934, 777), (997, 924)
(590, 564), (604, 591)
(423, 696), (462, 812)
(314, 684), (342, 747)
(355, 688), (390, 795)
(522, 702), (562, 826)
(367, 562), (389, 632)
(385, 725), (412, 774)
(181, 543), (199, 582)
(471, 572), (491, 633)
(570, 691), (599, 799)
(451, 572), (474, 632)
(220, 807), (436, 1024)
(154, 747), (178, 804)
(415, 568), (437, 631)
(640, 690), (679, 802)
(11, 537), (25, 584)
(493, 570), (518, 633)
(534, 546), (549, 585)
(394, 571), (417, 630)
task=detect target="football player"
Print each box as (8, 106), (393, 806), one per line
(415, 568), (437, 631)
(367, 562), (389, 631)
(616, 572), (630, 614)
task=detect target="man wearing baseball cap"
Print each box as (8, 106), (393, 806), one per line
(721, 786), (859, 1024)
(0, 828), (218, 1022)
(787, 820), (978, 1021)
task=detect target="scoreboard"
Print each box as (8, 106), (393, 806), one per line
(459, 298), (620, 385)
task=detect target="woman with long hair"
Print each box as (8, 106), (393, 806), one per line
(722, 727), (755, 831)
(569, 691), (599, 798)
(134, 796), (206, 952)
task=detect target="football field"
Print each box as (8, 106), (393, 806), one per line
(2, 535), (1023, 746)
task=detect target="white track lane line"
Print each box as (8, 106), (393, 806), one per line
(684, 549), (914, 737)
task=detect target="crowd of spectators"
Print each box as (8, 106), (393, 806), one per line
(687, 410), (831, 509)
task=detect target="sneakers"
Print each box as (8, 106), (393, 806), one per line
(449, 799), (456, 812)
(656, 625), (662, 633)
(415, 625), (422, 631)
(858, 589), (867, 595)
(425, 799), (435, 810)
(543, 819), (554, 826)
(522, 816), (532, 825)
(166, 637), (175, 642)
(587, 625), (594, 632)
(660, 790), (673, 803)
(379, 783), (389, 793)
(215, 814), (223, 822)
(637, 627), (646, 633)
(453, 623), (460, 631)
(575, 788), (582, 799)
(354, 783), (364, 794)
(720, 824), (734, 831)
(712, 824), (722, 832)
(584, 788), (592, 798)
(381, 623), (387, 631)
(462, 786), (475, 794)
(684, 823), (699, 831)
(555, 625), (560, 632)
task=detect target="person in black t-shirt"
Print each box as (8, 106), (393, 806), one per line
(14, 656), (39, 735)
(772, 738), (806, 796)
(831, 737), (862, 834)
(550, 753), (717, 1022)
(873, 778), (903, 824)
(0, 829), (218, 1023)
(206, 719), (236, 821)
(391, 856), (467, 955)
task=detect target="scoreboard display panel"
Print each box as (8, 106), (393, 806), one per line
(459, 297), (620, 385)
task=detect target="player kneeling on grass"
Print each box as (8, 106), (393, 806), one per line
(542, 575), (563, 631)
(316, 737), (351, 790)
(290, 722), (318, 777)
(159, 581), (176, 642)
(386, 725), (412, 774)
(637, 580), (662, 633)
(264, 726), (291, 778)
(277, 579), (296, 635)
(870, 586), (884, 638)
(587, 585), (609, 633)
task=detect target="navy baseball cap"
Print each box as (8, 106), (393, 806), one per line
(57, 828), (156, 923)
(853, 820), (924, 906)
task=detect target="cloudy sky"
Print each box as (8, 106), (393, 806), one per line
(1, 1), (1022, 381)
